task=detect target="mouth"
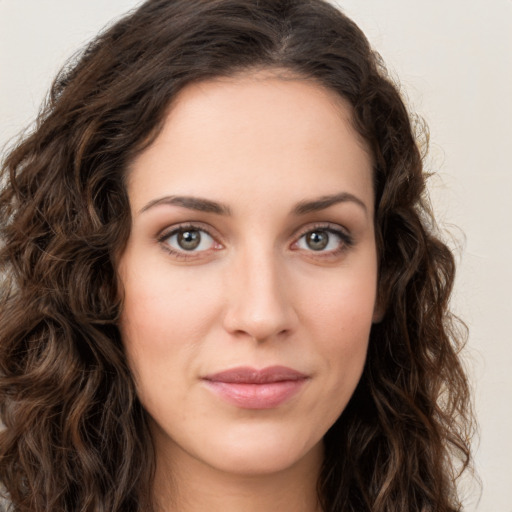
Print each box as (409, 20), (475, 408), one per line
(202, 366), (309, 409)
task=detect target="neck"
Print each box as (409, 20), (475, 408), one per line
(152, 442), (324, 512)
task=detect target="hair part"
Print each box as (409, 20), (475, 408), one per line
(0, 1), (474, 510)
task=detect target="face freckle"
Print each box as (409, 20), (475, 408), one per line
(118, 71), (379, 481)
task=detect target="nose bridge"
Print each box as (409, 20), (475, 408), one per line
(223, 244), (295, 341)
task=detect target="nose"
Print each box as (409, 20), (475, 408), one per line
(222, 249), (298, 342)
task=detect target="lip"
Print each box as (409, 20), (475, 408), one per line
(202, 366), (309, 410)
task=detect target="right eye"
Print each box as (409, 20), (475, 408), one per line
(159, 225), (222, 258)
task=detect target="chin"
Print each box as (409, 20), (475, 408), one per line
(195, 424), (324, 477)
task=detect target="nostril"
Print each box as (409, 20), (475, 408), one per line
(222, 257), (298, 341)
(223, 302), (297, 342)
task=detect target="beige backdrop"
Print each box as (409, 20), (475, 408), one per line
(1, 1), (511, 510)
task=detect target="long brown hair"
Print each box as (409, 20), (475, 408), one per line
(0, 0), (473, 510)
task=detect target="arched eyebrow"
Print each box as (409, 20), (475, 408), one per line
(139, 195), (232, 215)
(292, 192), (368, 216)
(138, 192), (367, 217)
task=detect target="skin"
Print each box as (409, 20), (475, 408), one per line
(118, 70), (380, 512)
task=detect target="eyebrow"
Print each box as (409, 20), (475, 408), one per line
(292, 192), (368, 216)
(139, 191), (368, 217)
(139, 195), (232, 215)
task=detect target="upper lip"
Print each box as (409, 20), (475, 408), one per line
(203, 366), (308, 384)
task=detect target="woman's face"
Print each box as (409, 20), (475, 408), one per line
(118, 72), (379, 478)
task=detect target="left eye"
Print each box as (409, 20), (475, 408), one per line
(296, 229), (344, 252)
(164, 228), (216, 252)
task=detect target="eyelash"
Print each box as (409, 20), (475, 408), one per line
(157, 223), (221, 260)
(157, 222), (354, 260)
(292, 223), (354, 258)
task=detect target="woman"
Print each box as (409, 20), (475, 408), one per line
(0, 0), (474, 511)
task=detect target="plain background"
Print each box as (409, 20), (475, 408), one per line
(1, 1), (511, 510)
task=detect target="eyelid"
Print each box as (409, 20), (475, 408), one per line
(157, 222), (224, 258)
(293, 222), (352, 240)
(291, 222), (354, 253)
(155, 221), (354, 261)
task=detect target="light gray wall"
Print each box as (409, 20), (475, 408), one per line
(1, 1), (511, 510)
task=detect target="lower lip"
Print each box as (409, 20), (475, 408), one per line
(203, 379), (307, 409)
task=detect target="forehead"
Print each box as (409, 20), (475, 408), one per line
(126, 71), (374, 214)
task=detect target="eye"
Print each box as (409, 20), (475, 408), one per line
(160, 226), (218, 254)
(294, 227), (352, 253)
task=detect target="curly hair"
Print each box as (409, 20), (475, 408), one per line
(0, 0), (473, 510)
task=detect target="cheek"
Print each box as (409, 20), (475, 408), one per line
(121, 255), (218, 330)
(318, 303), (372, 378)
(303, 262), (377, 338)
(303, 266), (376, 387)
(118, 266), (222, 382)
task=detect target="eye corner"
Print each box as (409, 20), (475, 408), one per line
(291, 223), (354, 257)
(157, 223), (224, 260)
